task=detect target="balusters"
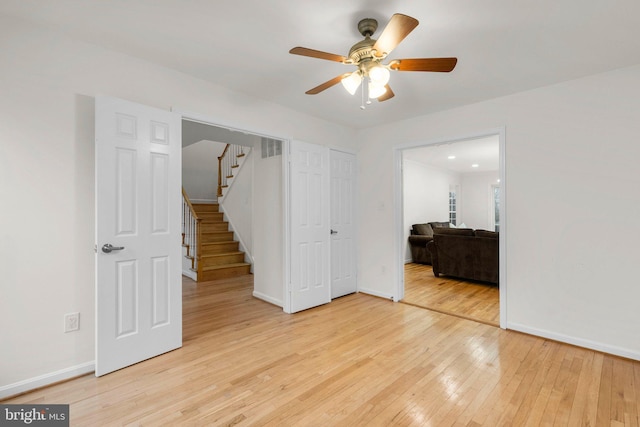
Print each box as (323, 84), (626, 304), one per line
(217, 144), (249, 198)
(181, 189), (199, 272)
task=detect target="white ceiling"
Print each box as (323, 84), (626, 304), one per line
(3, 0), (640, 129)
(404, 136), (499, 173)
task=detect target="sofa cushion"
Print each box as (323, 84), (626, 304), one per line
(475, 229), (498, 239)
(428, 221), (450, 232)
(433, 227), (475, 237)
(412, 223), (433, 237)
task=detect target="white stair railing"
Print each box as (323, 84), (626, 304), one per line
(181, 188), (200, 272)
(217, 144), (245, 197)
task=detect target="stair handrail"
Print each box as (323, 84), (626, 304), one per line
(182, 188), (201, 272)
(217, 144), (230, 198)
(217, 144), (245, 198)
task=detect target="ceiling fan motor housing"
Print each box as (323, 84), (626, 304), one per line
(357, 18), (378, 37)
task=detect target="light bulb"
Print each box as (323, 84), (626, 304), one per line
(341, 71), (362, 95)
(369, 65), (390, 86)
(368, 81), (387, 99)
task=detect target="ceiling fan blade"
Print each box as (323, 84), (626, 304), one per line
(289, 47), (347, 63)
(378, 85), (395, 102)
(389, 57), (458, 72)
(305, 74), (351, 95)
(372, 14), (419, 57)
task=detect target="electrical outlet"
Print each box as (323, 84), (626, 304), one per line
(64, 312), (80, 333)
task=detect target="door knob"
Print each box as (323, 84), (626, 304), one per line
(330, 229), (338, 235)
(102, 243), (125, 253)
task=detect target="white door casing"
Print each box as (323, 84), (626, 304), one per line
(95, 96), (182, 376)
(288, 140), (331, 313)
(330, 150), (357, 298)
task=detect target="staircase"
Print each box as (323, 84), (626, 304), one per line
(191, 203), (251, 281)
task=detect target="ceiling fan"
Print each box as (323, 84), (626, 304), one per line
(289, 13), (457, 107)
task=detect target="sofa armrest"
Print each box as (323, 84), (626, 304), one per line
(408, 235), (432, 245)
(426, 241), (440, 277)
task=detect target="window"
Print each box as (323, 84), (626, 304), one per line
(449, 188), (457, 226)
(492, 185), (500, 232)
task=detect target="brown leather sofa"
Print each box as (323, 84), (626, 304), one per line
(408, 222), (450, 265)
(426, 228), (499, 284)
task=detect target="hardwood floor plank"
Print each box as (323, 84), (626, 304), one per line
(403, 263), (499, 326)
(3, 274), (639, 426)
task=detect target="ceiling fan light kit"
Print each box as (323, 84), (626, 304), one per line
(289, 13), (458, 107)
(341, 71), (362, 95)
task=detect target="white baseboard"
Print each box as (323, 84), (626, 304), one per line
(0, 361), (95, 400)
(182, 269), (197, 281)
(357, 287), (395, 302)
(507, 322), (640, 361)
(252, 291), (283, 308)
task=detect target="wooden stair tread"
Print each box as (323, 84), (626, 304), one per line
(200, 251), (244, 258)
(201, 262), (251, 272)
(202, 241), (238, 246)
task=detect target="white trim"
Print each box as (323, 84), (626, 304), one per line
(252, 291), (283, 308)
(182, 269), (197, 281)
(282, 139), (292, 314)
(173, 107), (293, 313)
(0, 362), (94, 400)
(393, 147), (404, 302)
(172, 108), (289, 142)
(358, 287), (395, 301)
(498, 128), (507, 328)
(393, 127), (507, 327)
(507, 322), (640, 361)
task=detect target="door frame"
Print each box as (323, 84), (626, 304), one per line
(173, 108), (291, 308)
(283, 144), (359, 312)
(393, 127), (507, 328)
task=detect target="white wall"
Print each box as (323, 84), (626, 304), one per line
(182, 140), (225, 202)
(220, 150), (253, 262)
(358, 66), (640, 359)
(357, 64), (640, 360)
(0, 15), (355, 396)
(402, 159), (459, 261)
(252, 153), (283, 306)
(459, 171), (499, 230)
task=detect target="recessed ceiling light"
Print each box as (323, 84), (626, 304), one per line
(448, 155), (456, 160)
(472, 164), (479, 168)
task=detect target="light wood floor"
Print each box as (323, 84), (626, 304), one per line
(403, 263), (500, 326)
(4, 275), (640, 426)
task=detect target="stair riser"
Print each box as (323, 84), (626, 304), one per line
(201, 242), (239, 254)
(200, 253), (245, 267)
(201, 223), (229, 232)
(192, 204), (219, 213)
(197, 213), (224, 221)
(199, 265), (251, 281)
(201, 232), (234, 242)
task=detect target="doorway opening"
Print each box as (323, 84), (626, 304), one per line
(178, 112), (287, 309)
(395, 130), (506, 327)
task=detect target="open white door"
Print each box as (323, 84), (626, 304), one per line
(330, 150), (357, 298)
(95, 96), (182, 376)
(289, 140), (331, 313)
